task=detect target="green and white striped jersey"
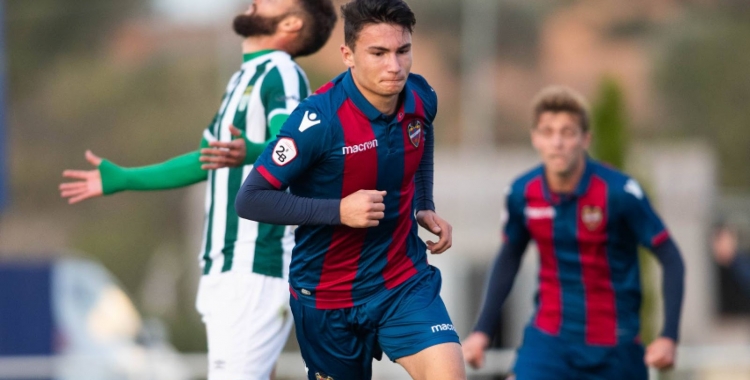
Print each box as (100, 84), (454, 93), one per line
(200, 50), (310, 278)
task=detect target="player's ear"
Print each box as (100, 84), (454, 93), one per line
(581, 130), (592, 149)
(278, 14), (303, 33)
(341, 44), (355, 68)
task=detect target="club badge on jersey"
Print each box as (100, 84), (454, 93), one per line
(407, 119), (422, 148)
(581, 205), (603, 231)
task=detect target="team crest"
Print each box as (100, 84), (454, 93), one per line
(581, 206), (603, 231)
(407, 120), (422, 148)
(315, 373), (334, 380)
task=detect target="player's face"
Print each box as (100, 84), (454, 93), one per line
(233, 0), (297, 37)
(531, 111), (591, 178)
(342, 23), (413, 100)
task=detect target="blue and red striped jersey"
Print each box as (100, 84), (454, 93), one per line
(253, 70), (437, 309)
(505, 158), (669, 345)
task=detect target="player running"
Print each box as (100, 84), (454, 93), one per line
(235, 0), (466, 379)
(462, 86), (685, 379)
(59, 1), (336, 379)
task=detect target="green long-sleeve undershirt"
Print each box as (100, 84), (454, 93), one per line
(99, 114), (288, 195)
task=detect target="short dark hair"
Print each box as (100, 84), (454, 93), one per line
(292, 0), (337, 57)
(532, 86), (590, 132)
(341, 0), (416, 49)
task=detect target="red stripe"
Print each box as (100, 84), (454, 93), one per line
(526, 178), (562, 335)
(382, 91), (424, 289)
(578, 175), (617, 345)
(256, 166), (282, 189)
(314, 81), (334, 95)
(315, 99), (378, 309)
(652, 230), (669, 247)
(289, 285), (298, 300)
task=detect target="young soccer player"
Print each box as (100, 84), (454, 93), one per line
(59, 1), (336, 379)
(235, 1), (466, 379)
(462, 86), (685, 379)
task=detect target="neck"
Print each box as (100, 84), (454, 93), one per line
(242, 36), (281, 55)
(545, 155), (586, 194)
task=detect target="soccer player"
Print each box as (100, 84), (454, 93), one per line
(58, 1), (337, 379)
(234, 0), (466, 379)
(461, 86), (686, 379)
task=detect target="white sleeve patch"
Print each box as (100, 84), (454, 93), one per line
(272, 138), (298, 166)
(624, 179), (643, 200)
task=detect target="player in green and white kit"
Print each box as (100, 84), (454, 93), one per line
(59, 1), (336, 379)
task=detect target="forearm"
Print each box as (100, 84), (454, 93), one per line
(414, 127), (435, 212)
(235, 169), (340, 225)
(99, 151), (207, 195)
(473, 242), (526, 337)
(652, 238), (685, 341)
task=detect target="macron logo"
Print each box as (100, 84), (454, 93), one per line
(299, 111), (321, 132)
(342, 139), (378, 155)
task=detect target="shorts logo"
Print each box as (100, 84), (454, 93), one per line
(315, 373), (333, 380)
(431, 323), (455, 333)
(581, 205), (603, 231)
(525, 206), (555, 220)
(272, 138), (298, 166)
(407, 120), (422, 148)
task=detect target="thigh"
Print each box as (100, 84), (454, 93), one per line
(513, 326), (573, 380)
(578, 343), (647, 380)
(198, 273), (292, 380)
(396, 342), (465, 380)
(377, 268), (460, 362)
(290, 296), (377, 380)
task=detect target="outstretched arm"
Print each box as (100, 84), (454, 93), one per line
(60, 142), (209, 204)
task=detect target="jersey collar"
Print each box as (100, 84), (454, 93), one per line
(243, 49), (278, 62)
(343, 70), (415, 122)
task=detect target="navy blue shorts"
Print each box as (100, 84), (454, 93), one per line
(290, 266), (459, 380)
(513, 325), (647, 380)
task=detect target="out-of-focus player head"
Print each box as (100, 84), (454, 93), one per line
(340, 0), (416, 101)
(530, 86), (592, 179)
(234, 0), (337, 58)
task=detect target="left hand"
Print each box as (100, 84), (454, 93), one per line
(644, 337), (677, 370)
(416, 210), (452, 254)
(200, 125), (247, 169)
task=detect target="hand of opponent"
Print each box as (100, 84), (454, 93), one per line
(417, 210), (453, 254)
(462, 331), (490, 369)
(645, 337), (677, 370)
(200, 125), (247, 169)
(59, 150), (104, 204)
(340, 190), (386, 228)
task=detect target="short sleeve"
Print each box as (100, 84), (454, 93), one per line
(260, 65), (308, 129)
(503, 185), (531, 248)
(252, 102), (328, 189)
(621, 178), (669, 249)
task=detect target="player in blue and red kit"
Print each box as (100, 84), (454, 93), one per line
(462, 86), (685, 379)
(234, 1), (466, 379)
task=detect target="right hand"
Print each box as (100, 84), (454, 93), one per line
(59, 150), (104, 204)
(462, 332), (490, 369)
(713, 226), (738, 266)
(340, 190), (386, 228)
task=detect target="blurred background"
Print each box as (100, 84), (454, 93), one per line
(2, 0), (750, 378)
